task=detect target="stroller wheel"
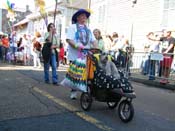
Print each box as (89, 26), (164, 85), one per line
(118, 100), (134, 123)
(80, 92), (92, 111)
(107, 102), (118, 109)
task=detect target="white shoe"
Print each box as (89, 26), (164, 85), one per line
(70, 91), (77, 99)
(37, 66), (42, 69)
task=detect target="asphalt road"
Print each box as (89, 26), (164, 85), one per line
(0, 64), (175, 131)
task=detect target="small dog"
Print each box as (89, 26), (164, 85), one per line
(98, 53), (120, 79)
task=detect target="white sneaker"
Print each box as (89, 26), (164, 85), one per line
(70, 91), (77, 99)
(37, 66), (42, 69)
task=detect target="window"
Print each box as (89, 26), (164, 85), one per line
(161, 10), (168, 27)
(169, 0), (175, 9)
(164, 0), (175, 9)
(164, 0), (169, 9)
(98, 5), (106, 23)
(162, 0), (175, 27)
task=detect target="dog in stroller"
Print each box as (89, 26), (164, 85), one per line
(80, 49), (136, 123)
(98, 52), (120, 79)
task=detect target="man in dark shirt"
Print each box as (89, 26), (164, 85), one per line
(147, 29), (175, 84)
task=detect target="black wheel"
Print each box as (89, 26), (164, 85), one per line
(107, 102), (118, 109)
(80, 92), (92, 111)
(118, 100), (134, 123)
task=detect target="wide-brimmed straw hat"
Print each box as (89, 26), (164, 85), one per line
(72, 9), (90, 24)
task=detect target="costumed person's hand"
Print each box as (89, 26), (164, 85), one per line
(78, 45), (84, 50)
(78, 44), (84, 51)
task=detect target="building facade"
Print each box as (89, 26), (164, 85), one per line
(13, 0), (88, 41)
(0, 6), (31, 34)
(90, 0), (175, 51)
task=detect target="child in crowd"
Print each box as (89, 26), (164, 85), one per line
(59, 42), (65, 65)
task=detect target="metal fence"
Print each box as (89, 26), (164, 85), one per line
(130, 52), (175, 83)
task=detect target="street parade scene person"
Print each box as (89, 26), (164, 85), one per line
(65, 9), (98, 99)
(147, 29), (175, 84)
(42, 23), (60, 85)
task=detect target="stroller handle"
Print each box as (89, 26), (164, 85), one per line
(81, 48), (102, 55)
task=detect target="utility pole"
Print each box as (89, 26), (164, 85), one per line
(130, 0), (137, 45)
(0, 9), (2, 31)
(88, 0), (91, 9)
(87, 0), (91, 26)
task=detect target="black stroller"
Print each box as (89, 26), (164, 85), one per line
(80, 49), (136, 123)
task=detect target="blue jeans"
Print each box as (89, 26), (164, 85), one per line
(142, 59), (149, 75)
(148, 60), (156, 80)
(115, 50), (126, 68)
(44, 53), (58, 83)
(0, 46), (2, 60)
(11, 47), (17, 54)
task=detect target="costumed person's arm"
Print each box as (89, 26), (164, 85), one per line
(66, 25), (84, 50)
(92, 40), (98, 48)
(66, 39), (84, 50)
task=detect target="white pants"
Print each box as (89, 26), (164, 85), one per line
(32, 51), (41, 67)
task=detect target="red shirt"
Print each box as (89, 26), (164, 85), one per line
(59, 47), (64, 59)
(1, 37), (9, 48)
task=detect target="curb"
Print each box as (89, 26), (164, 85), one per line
(129, 77), (175, 91)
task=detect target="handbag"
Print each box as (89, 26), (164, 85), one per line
(34, 41), (42, 51)
(41, 42), (52, 63)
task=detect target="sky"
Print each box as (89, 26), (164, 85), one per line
(0, 0), (56, 12)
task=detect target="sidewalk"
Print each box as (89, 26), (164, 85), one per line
(129, 73), (175, 90)
(0, 62), (174, 90)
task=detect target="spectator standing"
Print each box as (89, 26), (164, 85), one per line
(147, 29), (175, 84)
(144, 32), (161, 80)
(66, 9), (97, 99)
(1, 35), (9, 62)
(93, 29), (105, 50)
(10, 31), (17, 57)
(122, 39), (134, 74)
(110, 32), (124, 61)
(104, 35), (113, 50)
(19, 34), (30, 65)
(32, 32), (42, 68)
(110, 32), (120, 51)
(142, 34), (152, 75)
(43, 23), (60, 85)
(59, 42), (65, 65)
(0, 36), (2, 61)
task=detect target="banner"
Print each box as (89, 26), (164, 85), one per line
(34, 0), (48, 26)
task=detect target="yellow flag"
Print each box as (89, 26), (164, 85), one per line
(35, 0), (46, 15)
